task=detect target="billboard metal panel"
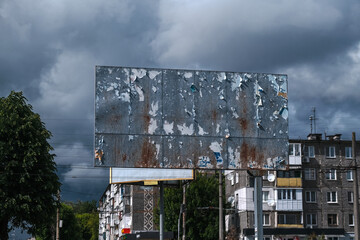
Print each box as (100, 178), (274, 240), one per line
(95, 66), (288, 170)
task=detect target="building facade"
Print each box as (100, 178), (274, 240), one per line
(98, 184), (158, 240)
(225, 133), (360, 240)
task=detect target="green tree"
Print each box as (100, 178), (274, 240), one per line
(155, 171), (223, 240)
(76, 212), (99, 240)
(0, 91), (60, 239)
(59, 203), (82, 240)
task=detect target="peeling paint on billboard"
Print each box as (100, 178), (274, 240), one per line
(95, 66), (288, 170)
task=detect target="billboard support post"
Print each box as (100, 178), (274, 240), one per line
(160, 181), (164, 240)
(254, 176), (263, 240)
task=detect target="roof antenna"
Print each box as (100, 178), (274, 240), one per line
(312, 107), (317, 133)
(309, 115), (313, 134)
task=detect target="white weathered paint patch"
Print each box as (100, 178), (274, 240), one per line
(169, 143), (172, 149)
(217, 72), (226, 82)
(184, 72), (193, 79)
(163, 121), (174, 134)
(231, 75), (242, 91)
(155, 144), (161, 159)
(135, 85), (144, 101)
(149, 101), (159, 117)
(107, 68), (113, 74)
(152, 86), (157, 93)
(129, 135), (134, 141)
(131, 69), (147, 79)
(119, 92), (130, 102)
(107, 82), (118, 91)
(148, 118), (158, 134)
(148, 70), (161, 80)
(198, 125), (209, 135)
(115, 90), (119, 97)
(216, 124), (220, 134)
(177, 123), (194, 135)
(231, 107), (239, 118)
(209, 141), (222, 153)
(280, 107), (288, 120)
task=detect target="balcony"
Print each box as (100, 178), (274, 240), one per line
(277, 178), (302, 187)
(276, 200), (303, 211)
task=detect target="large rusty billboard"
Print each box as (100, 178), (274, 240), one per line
(95, 66), (288, 170)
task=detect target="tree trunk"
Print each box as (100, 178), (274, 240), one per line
(0, 218), (9, 240)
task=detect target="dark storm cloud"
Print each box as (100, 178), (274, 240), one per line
(1, 0), (360, 202)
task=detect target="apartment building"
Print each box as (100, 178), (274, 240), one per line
(226, 133), (360, 240)
(98, 184), (159, 240)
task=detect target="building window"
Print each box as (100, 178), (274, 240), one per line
(348, 191), (354, 203)
(262, 191), (269, 202)
(278, 189), (297, 200)
(289, 143), (301, 156)
(308, 146), (315, 158)
(345, 147), (352, 158)
(328, 237), (339, 240)
(278, 214), (298, 224)
(347, 170), (353, 181)
(326, 146), (336, 158)
(349, 214), (354, 226)
(327, 192), (337, 203)
(304, 168), (316, 180)
(325, 169), (337, 180)
(306, 213), (317, 226)
(328, 214), (338, 226)
(305, 191), (316, 203)
(263, 214), (270, 226)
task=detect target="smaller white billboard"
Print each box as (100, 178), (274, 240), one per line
(110, 168), (194, 184)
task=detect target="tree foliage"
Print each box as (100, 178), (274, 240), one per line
(155, 171), (224, 240)
(0, 91), (60, 239)
(36, 201), (99, 240)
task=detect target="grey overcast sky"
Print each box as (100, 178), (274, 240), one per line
(1, 0), (360, 202)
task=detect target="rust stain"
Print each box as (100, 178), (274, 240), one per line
(122, 154), (127, 162)
(135, 140), (159, 168)
(239, 118), (248, 132)
(212, 109), (217, 121)
(240, 142), (265, 168)
(278, 92), (287, 99)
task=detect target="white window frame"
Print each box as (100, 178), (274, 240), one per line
(349, 213), (354, 226)
(235, 172), (239, 184)
(308, 146), (315, 158)
(306, 213), (317, 227)
(263, 213), (270, 226)
(289, 143), (301, 156)
(345, 147), (352, 159)
(305, 191), (316, 203)
(325, 169), (337, 180)
(326, 146), (336, 158)
(347, 170), (354, 181)
(327, 191), (337, 203)
(304, 168), (316, 180)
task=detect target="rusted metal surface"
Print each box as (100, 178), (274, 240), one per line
(95, 66), (288, 170)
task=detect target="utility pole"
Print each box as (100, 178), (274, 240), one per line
(352, 132), (359, 240)
(56, 190), (60, 240)
(219, 170), (224, 240)
(182, 182), (186, 240)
